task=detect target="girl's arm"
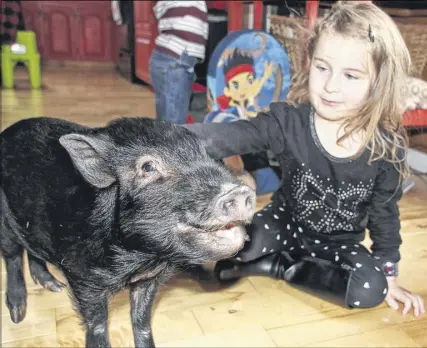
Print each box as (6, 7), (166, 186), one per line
(367, 160), (402, 276)
(368, 160), (425, 317)
(182, 104), (288, 160)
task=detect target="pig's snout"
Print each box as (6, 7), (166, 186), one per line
(217, 185), (256, 221)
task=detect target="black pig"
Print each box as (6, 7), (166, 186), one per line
(0, 117), (255, 347)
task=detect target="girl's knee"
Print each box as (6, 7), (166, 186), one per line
(347, 267), (388, 309)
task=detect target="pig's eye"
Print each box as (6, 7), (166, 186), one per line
(141, 162), (156, 174)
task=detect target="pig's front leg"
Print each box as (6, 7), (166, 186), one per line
(129, 280), (158, 348)
(68, 279), (111, 348)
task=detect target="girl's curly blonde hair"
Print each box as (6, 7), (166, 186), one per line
(287, 1), (412, 180)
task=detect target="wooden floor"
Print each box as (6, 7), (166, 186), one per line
(1, 66), (427, 347)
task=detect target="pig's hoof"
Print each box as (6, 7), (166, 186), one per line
(6, 296), (27, 323)
(214, 260), (241, 286)
(9, 305), (27, 323)
(30, 266), (65, 292)
(42, 279), (65, 292)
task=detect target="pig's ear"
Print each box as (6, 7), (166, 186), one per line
(59, 133), (116, 188)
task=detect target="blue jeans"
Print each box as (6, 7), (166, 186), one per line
(149, 49), (197, 124)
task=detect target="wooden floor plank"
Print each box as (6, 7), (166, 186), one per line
(306, 327), (420, 348)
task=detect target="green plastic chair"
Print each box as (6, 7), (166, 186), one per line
(1, 31), (41, 89)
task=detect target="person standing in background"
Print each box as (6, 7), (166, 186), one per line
(149, 1), (208, 124)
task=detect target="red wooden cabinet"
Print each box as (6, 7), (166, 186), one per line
(21, 1), (116, 62)
(42, 3), (77, 60)
(76, 4), (113, 61)
(134, 0), (157, 84)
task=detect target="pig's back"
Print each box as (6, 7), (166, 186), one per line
(1, 118), (96, 261)
(1, 117), (87, 191)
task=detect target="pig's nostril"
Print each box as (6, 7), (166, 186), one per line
(221, 199), (235, 214)
(218, 185), (255, 217)
(224, 200), (235, 209)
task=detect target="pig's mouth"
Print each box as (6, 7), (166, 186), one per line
(212, 223), (249, 243)
(177, 220), (250, 259)
(178, 221), (249, 244)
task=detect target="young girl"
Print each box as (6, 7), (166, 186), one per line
(184, 1), (425, 316)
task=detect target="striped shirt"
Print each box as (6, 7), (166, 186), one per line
(153, 1), (208, 59)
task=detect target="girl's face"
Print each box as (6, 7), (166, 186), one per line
(308, 32), (374, 121)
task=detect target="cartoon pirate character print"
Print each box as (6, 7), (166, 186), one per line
(216, 50), (275, 118)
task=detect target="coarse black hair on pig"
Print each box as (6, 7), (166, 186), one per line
(0, 116), (255, 348)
